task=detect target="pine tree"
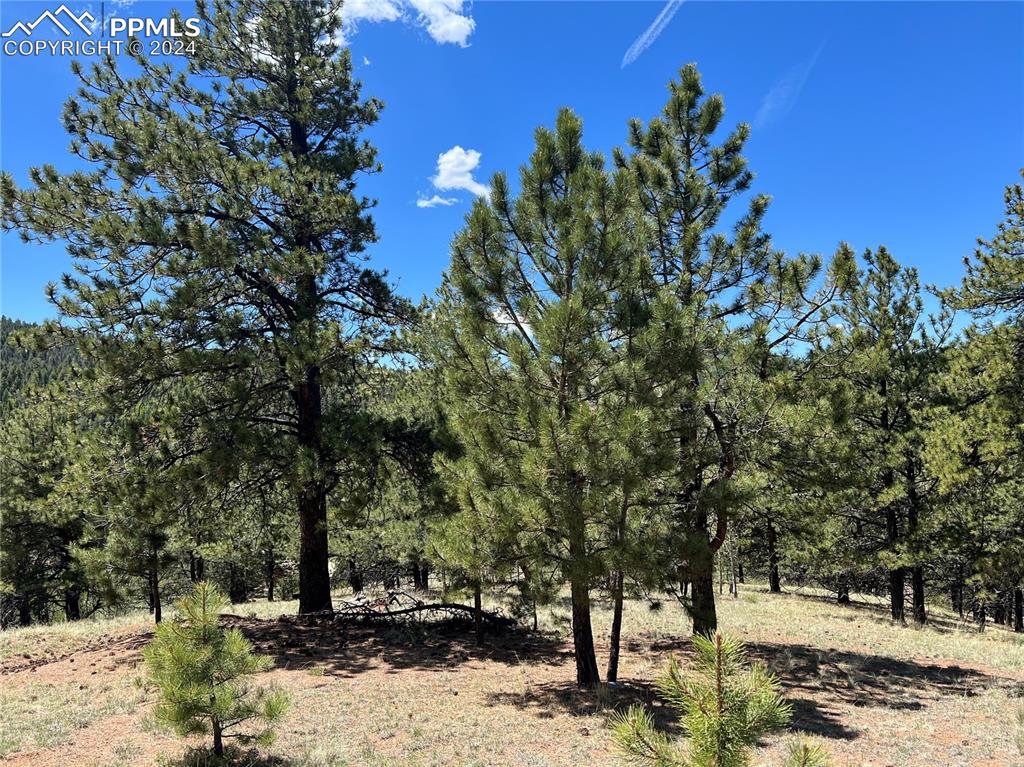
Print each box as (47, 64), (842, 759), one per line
(928, 173), (1024, 630)
(1, 0), (406, 615)
(143, 582), (289, 758)
(431, 108), (664, 687)
(815, 248), (951, 623)
(614, 65), (848, 635)
(610, 632), (794, 767)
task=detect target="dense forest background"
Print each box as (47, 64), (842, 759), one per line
(0, 0), (1020, 695)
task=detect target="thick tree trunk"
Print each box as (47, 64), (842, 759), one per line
(569, 574), (600, 688)
(950, 575), (964, 617)
(189, 551), (205, 583)
(1013, 588), (1023, 633)
(993, 598), (1006, 625)
(297, 479), (332, 614)
(606, 568), (625, 683)
(737, 560), (744, 584)
(347, 559), (363, 594)
(889, 567), (905, 622)
(911, 566), (926, 625)
(18, 596), (31, 627)
(212, 720), (224, 757)
(228, 563), (247, 604)
(419, 563), (430, 591)
(886, 503), (905, 622)
(767, 518), (781, 593)
(690, 560), (717, 636)
(64, 587), (81, 621)
(837, 577), (850, 605)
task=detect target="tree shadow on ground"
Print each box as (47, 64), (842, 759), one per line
(225, 613), (573, 680)
(485, 678), (686, 734)
(160, 746), (295, 767)
(484, 637), (1011, 744)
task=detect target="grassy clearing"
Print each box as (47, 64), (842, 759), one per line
(1, 584), (1022, 767)
(0, 611), (149, 666)
(0, 675), (148, 758)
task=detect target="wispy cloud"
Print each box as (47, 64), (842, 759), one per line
(755, 41), (826, 129)
(416, 194), (458, 208)
(621, 0), (685, 69)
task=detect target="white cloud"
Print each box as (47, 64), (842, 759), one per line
(362, 55), (371, 65)
(433, 146), (489, 198)
(755, 42), (826, 129)
(343, 0), (402, 24)
(416, 194), (458, 208)
(341, 0), (473, 47)
(408, 0), (475, 47)
(621, 0), (685, 68)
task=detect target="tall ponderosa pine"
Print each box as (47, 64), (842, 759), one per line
(824, 249), (951, 623)
(1, 0), (405, 613)
(433, 109), (662, 687)
(616, 65), (846, 635)
(929, 174), (1024, 630)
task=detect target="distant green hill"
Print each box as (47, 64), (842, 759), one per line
(0, 317), (78, 412)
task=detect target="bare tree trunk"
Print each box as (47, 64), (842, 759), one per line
(1014, 588), (1023, 633)
(266, 549), (276, 602)
(886, 504), (905, 622)
(64, 588), (81, 621)
(690, 560), (717, 636)
(150, 567), (162, 624)
(570, 574), (601, 688)
(297, 478), (331, 613)
(837, 577), (850, 605)
(18, 596), (31, 627)
(347, 559), (363, 594)
(606, 568), (625, 683)
(212, 719), (224, 757)
(911, 566), (926, 625)
(766, 520), (781, 593)
(473, 579), (483, 646)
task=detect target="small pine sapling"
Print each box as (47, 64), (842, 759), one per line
(143, 582), (289, 758)
(610, 632), (805, 767)
(785, 740), (831, 767)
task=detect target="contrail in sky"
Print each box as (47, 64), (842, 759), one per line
(754, 41), (827, 129)
(621, 0), (685, 69)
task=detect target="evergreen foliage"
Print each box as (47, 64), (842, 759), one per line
(142, 582), (289, 757)
(610, 632), (794, 767)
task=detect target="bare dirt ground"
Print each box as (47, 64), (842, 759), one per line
(2, 586), (1022, 767)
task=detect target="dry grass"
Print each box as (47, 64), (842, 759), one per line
(1, 584), (1022, 767)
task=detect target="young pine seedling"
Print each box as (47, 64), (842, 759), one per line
(143, 582), (289, 759)
(611, 632), (828, 767)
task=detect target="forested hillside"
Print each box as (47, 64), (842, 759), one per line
(0, 317), (77, 412)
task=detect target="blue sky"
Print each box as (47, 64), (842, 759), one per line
(1, 1), (1022, 322)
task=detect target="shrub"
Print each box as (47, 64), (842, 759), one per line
(610, 632), (823, 767)
(142, 582), (289, 758)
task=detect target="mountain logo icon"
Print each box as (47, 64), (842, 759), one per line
(2, 4), (95, 37)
